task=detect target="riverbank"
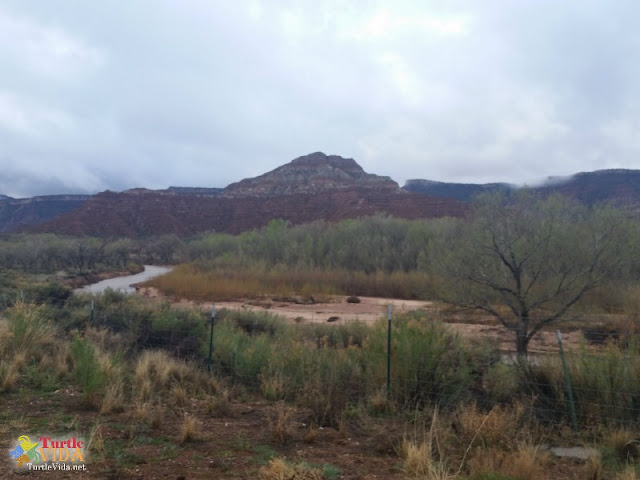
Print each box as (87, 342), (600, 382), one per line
(74, 265), (173, 294)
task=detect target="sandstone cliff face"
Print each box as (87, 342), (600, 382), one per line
(26, 188), (465, 236)
(224, 152), (398, 197)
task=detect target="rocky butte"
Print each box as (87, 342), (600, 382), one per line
(22, 152), (465, 237)
(13, 155), (640, 237)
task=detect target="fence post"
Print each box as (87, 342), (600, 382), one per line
(207, 304), (216, 373)
(90, 300), (94, 323)
(557, 330), (579, 432)
(387, 304), (392, 400)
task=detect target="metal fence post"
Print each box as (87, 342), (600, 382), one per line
(207, 304), (216, 373)
(387, 304), (392, 400)
(557, 330), (579, 432)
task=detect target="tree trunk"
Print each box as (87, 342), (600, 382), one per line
(515, 328), (529, 358)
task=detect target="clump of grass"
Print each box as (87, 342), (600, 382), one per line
(303, 426), (318, 444)
(180, 414), (198, 443)
(257, 458), (323, 480)
(466, 443), (549, 480)
(268, 403), (295, 445)
(100, 380), (125, 414)
(455, 403), (531, 451)
(132, 401), (163, 428)
(608, 430), (640, 463)
(368, 388), (395, 415)
(171, 385), (187, 409)
(2, 302), (54, 359)
(584, 455), (602, 480)
(616, 467), (640, 480)
(71, 336), (108, 407)
(207, 392), (232, 418)
(134, 349), (208, 398)
(0, 359), (20, 392)
(399, 409), (453, 479)
(87, 422), (106, 456)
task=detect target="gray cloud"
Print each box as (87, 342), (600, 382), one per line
(1, 0), (640, 197)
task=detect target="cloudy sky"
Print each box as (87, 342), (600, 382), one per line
(1, 1), (639, 197)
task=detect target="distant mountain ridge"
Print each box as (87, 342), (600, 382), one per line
(402, 179), (514, 202)
(403, 168), (640, 206)
(6, 153), (640, 237)
(0, 194), (91, 233)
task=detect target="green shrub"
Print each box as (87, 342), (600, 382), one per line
(71, 336), (108, 406)
(364, 313), (474, 409)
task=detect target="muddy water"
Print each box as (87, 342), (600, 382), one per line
(74, 265), (173, 294)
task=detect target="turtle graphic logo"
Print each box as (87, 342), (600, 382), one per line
(9, 435), (41, 468)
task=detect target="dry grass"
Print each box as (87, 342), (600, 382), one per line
(206, 390), (232, 418)
(100, 379), (125, 414)
(53, 343), (72, 378)
(455, 403), (531, 450)
(84, 326), (128, 354)
(268, 403), (295, 445)
(146, 264), (432, 301)
(400, 438), (455, 479)
(132, 401), (163, 429)
(180, 414), (198, 443)
(1, 302), (55, 360)
(399, 409), (454, 479)
(303, 426), (318, 444)
(0, 359), (19, 392)
(368, 388), (395, 415)
(258, 458), (323, 480)
(616, 467), (640, 480)
(466, 443), (549, 480)
(584, 455), (603, 480)
(171, 385), (187, 409)
(87, 422), (106, 456)
(134, 350), (205, 395)
(608, 430), (640, 462)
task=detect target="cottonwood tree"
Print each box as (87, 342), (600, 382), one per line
(435, 191), (637, 357)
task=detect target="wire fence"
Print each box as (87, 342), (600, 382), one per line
(3, 285), (640, 429)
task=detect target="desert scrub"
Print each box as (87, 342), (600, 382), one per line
(364, 313), (474, 409)
(1, 302), (55, 360)
(523, 341), (640, 426)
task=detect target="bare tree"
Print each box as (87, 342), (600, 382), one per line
(435, 191), (636, 356)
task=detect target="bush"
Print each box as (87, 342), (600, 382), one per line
(71, 336), (108, 406)
(27, 282), (72, 307)
(364, 313), (474, 409)
(1, 302), (54, 360)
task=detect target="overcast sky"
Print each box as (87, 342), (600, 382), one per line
(1, 1), (639, 197)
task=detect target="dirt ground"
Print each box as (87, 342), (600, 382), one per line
(1, 387), (411, 479)
(137, 287), (584, 355)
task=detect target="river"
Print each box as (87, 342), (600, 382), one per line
(74, 265), (173, 294)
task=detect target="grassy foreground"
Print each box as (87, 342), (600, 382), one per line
(3, 292), (640, 478)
